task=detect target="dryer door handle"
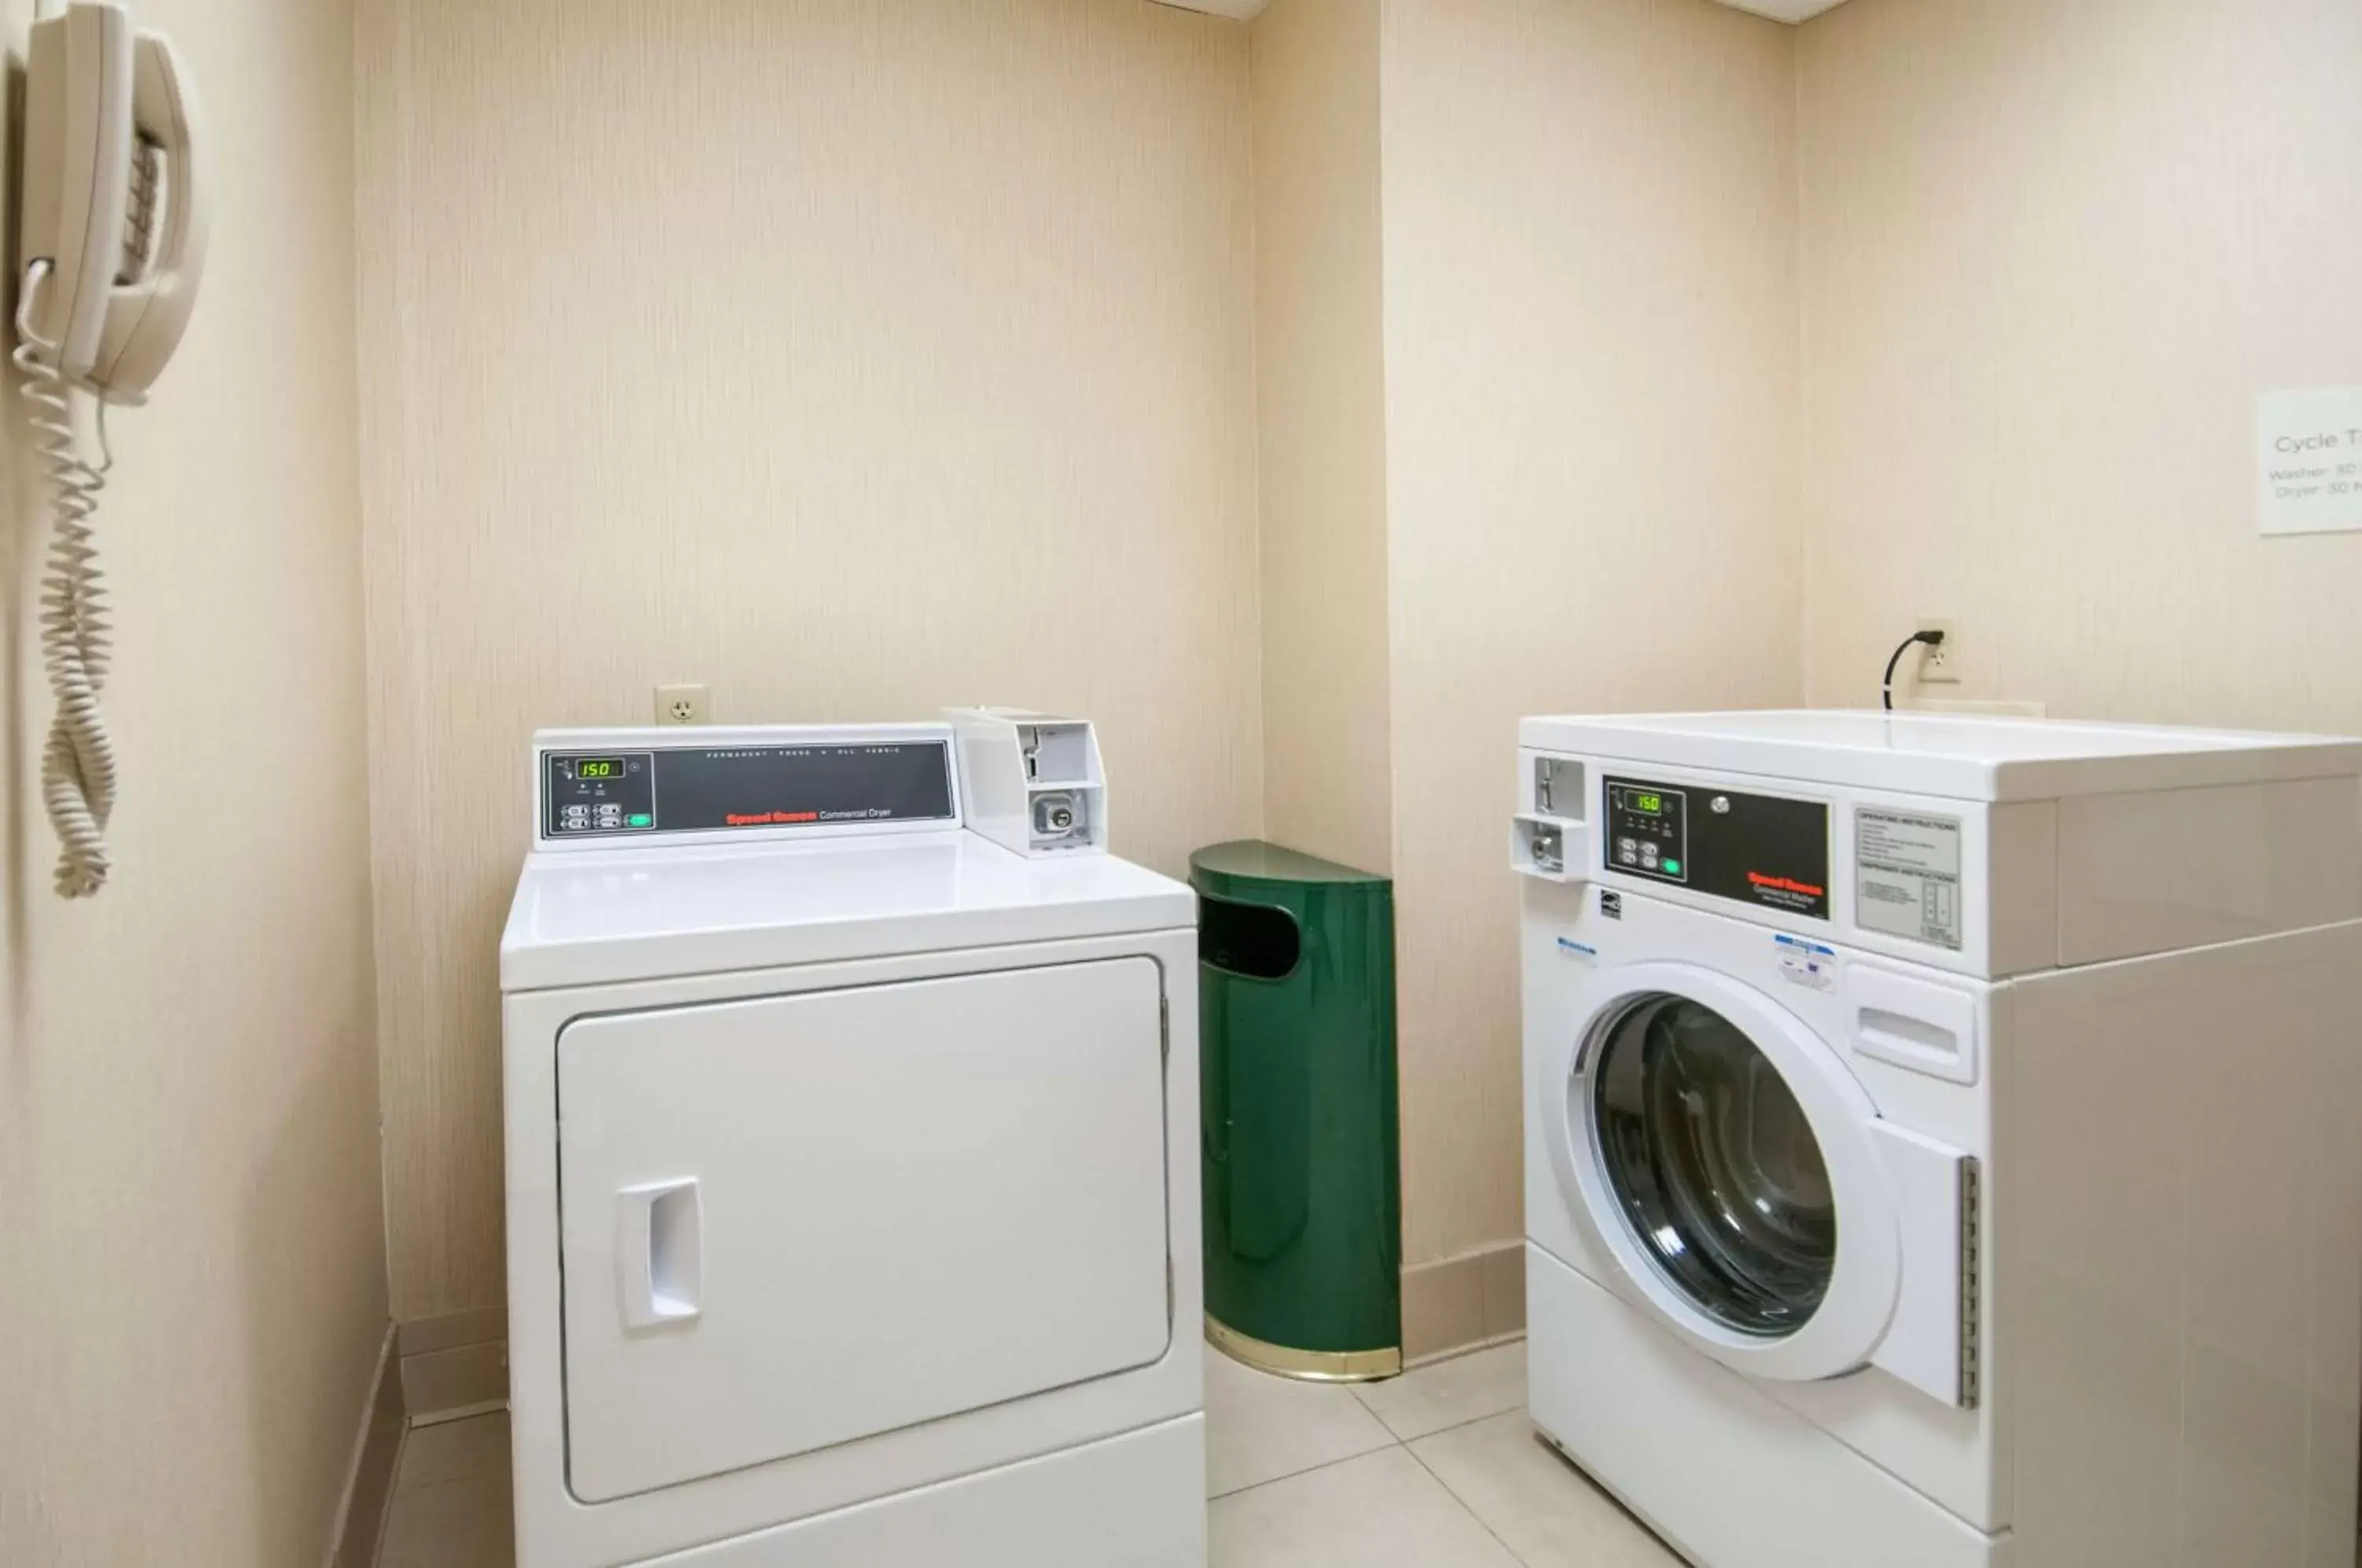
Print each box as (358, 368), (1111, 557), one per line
(618, 1178), (704, 1330)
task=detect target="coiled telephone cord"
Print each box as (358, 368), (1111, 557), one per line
(14, 261), (117, 897)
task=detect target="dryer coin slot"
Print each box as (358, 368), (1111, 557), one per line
(1030, 790), (1086, 847)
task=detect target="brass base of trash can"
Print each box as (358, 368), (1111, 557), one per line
(1206, 1314), (1402, 1384)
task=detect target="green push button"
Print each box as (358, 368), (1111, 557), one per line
(628, 813), (653, 827)
(1662, 859), (1682, 875)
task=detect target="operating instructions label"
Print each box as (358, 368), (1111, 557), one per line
(1856, 808), (1962, 951)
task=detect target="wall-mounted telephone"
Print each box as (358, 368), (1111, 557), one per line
(13, 0), (208, 897)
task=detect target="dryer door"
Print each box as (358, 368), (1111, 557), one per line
(556, 956), (1172, 1503)
(1543, 960), (1901, 1385)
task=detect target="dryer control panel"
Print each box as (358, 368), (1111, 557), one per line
(536, 730), (959, 845)
(545, 752), (657, 835)
(1604, 775), (1830, 920)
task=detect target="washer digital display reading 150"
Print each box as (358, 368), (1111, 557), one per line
(543, 741), (956, 839)
(1607, 782), (1689, 880)
(1605, 775), (1830, 920)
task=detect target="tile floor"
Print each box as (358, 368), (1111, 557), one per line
(1201, 1342), (1682, 1567)
(377, 1338), (1684, 1566)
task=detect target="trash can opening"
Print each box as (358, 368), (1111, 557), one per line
(1199, 895), (1301, 981)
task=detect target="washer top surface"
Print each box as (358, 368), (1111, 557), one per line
(501, 829), (1194, 992)
(1520, 708), (2362, 802)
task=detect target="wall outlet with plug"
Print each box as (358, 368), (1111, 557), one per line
(655, 684), (710, 726)
(1915, 619), (1960, 684)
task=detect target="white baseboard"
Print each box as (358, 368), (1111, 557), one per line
(327, 1325), (405, 1568)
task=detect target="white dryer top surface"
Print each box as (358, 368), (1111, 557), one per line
(500, 829), (1194, 992)
(1520, 709), (2362, 802)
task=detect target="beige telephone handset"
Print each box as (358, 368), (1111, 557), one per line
(14, 0), (208, 897)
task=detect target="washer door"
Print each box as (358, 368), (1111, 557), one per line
(1543, 960), (1900, 1384)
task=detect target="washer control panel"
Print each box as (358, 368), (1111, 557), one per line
(1603, 775), (1830, 920)
(539, 736), (958, 843)
(1605, 782), (1687, 882)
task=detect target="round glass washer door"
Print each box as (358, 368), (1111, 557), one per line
(1589, 993), (1834, 1337)
(1545, 960), (1900, 1384)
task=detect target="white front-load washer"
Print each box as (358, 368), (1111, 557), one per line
(1513, 711), (2362, 1568)
(500, 721), (1204, 1568)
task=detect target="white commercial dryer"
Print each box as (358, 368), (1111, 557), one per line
(501, 717), (1205, 1568)
(1512, 711), (2362, 1568)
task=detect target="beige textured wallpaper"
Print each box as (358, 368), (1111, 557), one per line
(1251, 0), (1394, 877)
(1379, 0), (1804, 1268)
(1798, 0), (2362, 725)
(0, 0), (387, 1560)
(354, 0), (2362, 1333)
(357, 0), (1265, 1318)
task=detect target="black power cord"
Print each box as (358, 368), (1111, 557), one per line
(1882, 629), (1948, 712)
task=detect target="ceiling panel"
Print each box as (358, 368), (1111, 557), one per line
(1153, 0), (1850, 19)
(1715, 0), (1852, 20)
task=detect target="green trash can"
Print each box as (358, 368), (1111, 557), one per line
(1192, 840), (1401, 1381)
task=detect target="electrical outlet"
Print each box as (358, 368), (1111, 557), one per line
(655, 683), (710, 726)
(1916, 619), (1960, 685)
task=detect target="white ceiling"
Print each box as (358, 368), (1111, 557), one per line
(1155, 0), (1853, 22)
(1151, 0), (1269, 16)
(1713, 0), (1852, 20)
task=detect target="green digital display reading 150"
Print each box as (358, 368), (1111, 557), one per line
(1630, 792), (1664, 815)
(576, 757), (623, 780)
